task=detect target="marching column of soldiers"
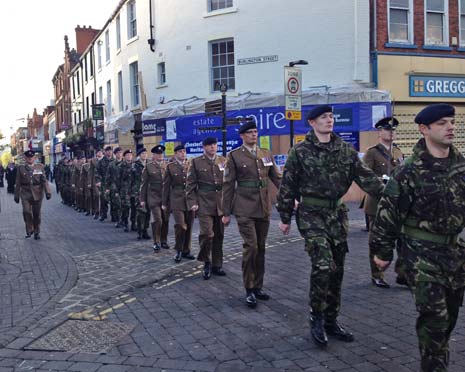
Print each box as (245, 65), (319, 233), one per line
(44, 102), (465, 372)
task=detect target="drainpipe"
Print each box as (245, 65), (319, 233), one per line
(148, 0), (155, 52)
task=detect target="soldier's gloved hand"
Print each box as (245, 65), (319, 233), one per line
(46, 193), (51, 200)
(14, 197), (20, 204)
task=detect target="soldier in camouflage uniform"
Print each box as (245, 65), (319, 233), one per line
(105, 147), (123, 227)
(90, 150), (103, 219)
(81, 155), (91, 215)
(277, 105), (383, 347)
(132, 148), (150, 240)
(363, 117), (406, 288)
(95, 146), (113, 221)
(119, 150), (134, 232)
(371, 104), (465, 372)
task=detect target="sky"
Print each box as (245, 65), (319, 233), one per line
(0, 0), (118, 143)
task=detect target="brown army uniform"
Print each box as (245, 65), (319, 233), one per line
(186, 154), (226, 268)
(140, 160), (169, 245)
(14, 163), (52, 235)
(363, 143), (404, 280)
(81, 162), (91, 213)
(90, 158), (100, 216)
(163, 159), (193, 254)
(222, 145), (281, 290)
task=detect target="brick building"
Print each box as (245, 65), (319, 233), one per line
(370, 0), (465, 154)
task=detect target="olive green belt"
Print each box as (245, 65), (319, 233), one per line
(199, 183), (222, 192)
(402, 224), (458, 245)
(237, 180), (267, 188)
(300, 196), (342, 209)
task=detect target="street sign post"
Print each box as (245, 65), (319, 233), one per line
(284, 66), (303, 147)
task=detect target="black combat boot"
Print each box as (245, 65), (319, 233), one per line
(310, 313), (328, 347)
(324, 319), (354, 342)
(203, 262), (212, 280)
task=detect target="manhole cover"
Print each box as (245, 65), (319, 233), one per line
(25, 320), (134, 353)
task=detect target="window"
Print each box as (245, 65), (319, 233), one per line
(127, 1), (137, 39)
(460, 0), (465, 45)
(210, 39), (235, 91)
(86, 96), (90, 120)
(425, 0), (448, 45)
(90, 49), (94, 77)
(98, 86), (103, 104)
(116, 15), (121, 50)
(105, 30), (110, 62)
(91, 92), (95, 106)
(118, 71), (124, 112)
(388, 0), (412, 43)
(158, 62), (166, 85)
(209, 0), (233, 11)
(84, 56), (88, 82)
(76, 71), (81, 96)
(72, 76), (76, 99)
(129, 62), (140, 107)
(97, 42), (102, 69)
(106, 80), (112, 114)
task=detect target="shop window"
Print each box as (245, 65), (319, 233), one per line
(388, 0), (413, 43)
(210, 39), (235, 92)
(425, 0), (448, 45)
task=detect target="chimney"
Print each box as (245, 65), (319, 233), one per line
(75, 25), (101, 55)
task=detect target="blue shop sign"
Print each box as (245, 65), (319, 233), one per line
(409, 75), (465, 97)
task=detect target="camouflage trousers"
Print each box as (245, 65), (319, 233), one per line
(120, 191), (131, 225)
(110, 191), (121, 222)
(412, 281), (464, 372)
(136, 204), (150, 233)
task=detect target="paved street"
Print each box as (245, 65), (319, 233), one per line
(1, 186), (465, 372)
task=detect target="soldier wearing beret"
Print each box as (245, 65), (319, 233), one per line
(371, 103), (465, 372)
(363, 117), (406, 288)
(140, 145), (170, 250)
(119, 149), (134, 231)
(14, 151), (52, 239)
(105, 147), (123, 227)
(222, 121), (282, 307)
(186, 137), (226, 279)
(96, 146), (113, 221)
(163, 144), (195, 262)
(277, 104), (383, 347)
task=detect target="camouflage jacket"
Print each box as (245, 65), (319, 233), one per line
(131, 159), (145, 200)
(370, 139), (465, 284)
(96, 156), (112, 186)
(277, 130), (383, 224)
(119, 160), (133, 196)
(106, 159), (122, 192)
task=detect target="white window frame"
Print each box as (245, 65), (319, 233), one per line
(127, 1), (137, 40)
(424, 0), (449, 46)
(105, 30), (110, 63)
(116, 15), (121, 50)
(388, 0), (413, 43)
(106, 80), (112, 115)
(117, 71), (124, 112)
(460, 0), (465, 46)
(98, 86), (103, 104)
(76, 71), (81, 96)
(210, 38), (235, 92)
(208, 0), (233, 12)
(158, 62), (166, 86)
(97, 41), (102, 69)
(129, 61), (140, 107)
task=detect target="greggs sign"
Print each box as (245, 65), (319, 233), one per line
(410, 75), (465, 98)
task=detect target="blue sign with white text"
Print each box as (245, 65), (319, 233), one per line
(410, 75), (465, 97)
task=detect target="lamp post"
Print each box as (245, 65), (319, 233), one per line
(286, 60), (308, 148)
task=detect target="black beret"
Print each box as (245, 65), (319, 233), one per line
(113, 147), (122, 154)
(151, 144), (165, 154)
(306, 105), (333, 121)
(415, 104), (455, 125)
(123, 149), (133, 156)
(238, 121), (257, 134)
(104, 146), (113, 151)
(174, 144), (186, 152)
(374, 117), (399, 130)
(137, 147), (147, 156)
(24, 150), (35, 158)
(202, 137), (218, 146)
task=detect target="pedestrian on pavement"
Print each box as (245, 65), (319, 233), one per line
(141, 145), (170, 250)
(106, 147), (123, 227)
(163, 144), (195, 262)
(14, 150), (52, 240)
(96, 146), (113, 221)
(120, 149), (134, 232)
(186, 137), (226, 280)
(276, 105), (383, 347)
(363, 117), (407, 289)
(222, 121), (282, 308)
(133, 148), (150, 240)
(371, 104), (465, 372)
(5, 161), (17, 194)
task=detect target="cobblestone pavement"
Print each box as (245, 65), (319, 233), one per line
(1, 187), (465, 371)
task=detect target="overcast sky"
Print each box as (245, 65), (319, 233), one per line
(0, 0), (117, 142)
